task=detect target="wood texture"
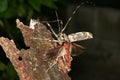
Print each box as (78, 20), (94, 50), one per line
(0, 19), (71, 80)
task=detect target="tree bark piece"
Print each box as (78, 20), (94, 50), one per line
(0, 19), (71, 80)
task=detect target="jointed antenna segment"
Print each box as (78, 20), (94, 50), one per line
(47, 23), (59, 40)
(61, 6), (80, 32)
(55, 11), (61, 32)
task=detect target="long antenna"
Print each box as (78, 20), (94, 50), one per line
(61, 5), (81, 32)
(55, 11), (61, 32)
(47, 23), (59, 40)
(61, 1), (94, 32)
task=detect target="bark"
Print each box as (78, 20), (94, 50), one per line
(0, 19), (71, 80)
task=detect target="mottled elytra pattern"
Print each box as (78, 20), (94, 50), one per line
(68, 32), (93, 42)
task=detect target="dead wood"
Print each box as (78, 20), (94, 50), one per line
(0, 19), (71, 80)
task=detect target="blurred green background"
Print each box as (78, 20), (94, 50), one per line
(0, 0), (120, 80)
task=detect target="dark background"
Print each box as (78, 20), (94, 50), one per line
(0, 0), (120, 80)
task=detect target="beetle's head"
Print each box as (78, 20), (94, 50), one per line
(58, 33), (69, 44)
